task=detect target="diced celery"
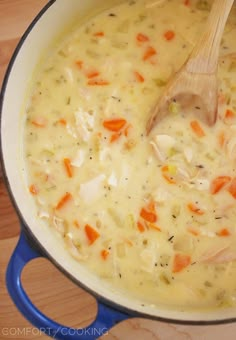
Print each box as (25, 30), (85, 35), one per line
(126, 214), (136, 229)
(167, 164), (177, 175)
(154, 78), (167, 87)
(196, 0), (210, 11)
(169, 101), (180, 114)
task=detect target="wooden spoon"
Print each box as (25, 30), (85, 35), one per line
(147, 0), (234, 134)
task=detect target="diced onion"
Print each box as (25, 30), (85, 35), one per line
(140, 248), (157, 273)
(153, 187), (171, 203)
(64, 67), (74, 83)
(108, 172), (118, 187)
(71, 149), (86, 168)
(183, 147), (193, 163)
(195, 179), (210, 191)
(80, 174), (106, 203)
(38, 209), (50, 219)
(75, 109), (95, 142)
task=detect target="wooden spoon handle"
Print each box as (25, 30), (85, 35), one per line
(186, 0), (234, 74)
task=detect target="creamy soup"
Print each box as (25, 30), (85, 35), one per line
(24, 0), (236, 311)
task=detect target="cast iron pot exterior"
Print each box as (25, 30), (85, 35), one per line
(1, 1), (236, 338)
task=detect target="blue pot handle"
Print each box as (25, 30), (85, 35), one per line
(6, 231), (129, 339)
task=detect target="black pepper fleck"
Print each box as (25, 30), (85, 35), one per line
(168, 235), (174, 242)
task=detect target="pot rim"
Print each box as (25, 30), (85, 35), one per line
(1, 0), (236, 326)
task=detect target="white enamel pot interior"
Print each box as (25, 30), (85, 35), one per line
(1, 0), (236, 325)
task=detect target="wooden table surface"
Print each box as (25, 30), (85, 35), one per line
(1, 1), (236, 339)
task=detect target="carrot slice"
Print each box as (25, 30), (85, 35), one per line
(190, 120), (205, 137)
(162, 174), (176, 184)
(218, 131), (225, 147)
(217, 228), (231, 237)
(87, 79), (110, 86)
(58, 118), (67, 126)
(134, 71), (145, 83)
(164, 30), (175, 41)
(103, 118), (127, 132)
(184, 0), (190, 6)
(55, 192), (72, 210)
(161, 165), (169, 172)
(218, 92), (226, 105)
(148, 223), (161, 232)
(110, 132), (122, 143)
(225, 109), (235, 119)
(124, 124), (132, 137)
(136, 33), (149, 42)
(63, 158), (73, 178)
(73, 220), (80, 229)
(187, 203), (205, 215)
(147, 200), (156, 212)
(94, 31), (104, 37)
(86, 70), (100, 79)
(228, 177), (236, 199)
(29, 184), (38, 195)
(32, 117), (47, 128)
(75, 60), (83, 69)
(210, 176), (231, 194)
(101, 249), (109, 260)
(85, 224), (100, 245)
(140, 208), (157, 223)
(187, 227), (200, 236)
(172, 254), (191, 273)
(124, 239), (133, 247)
(137, 221), (145, 232)
(143, 46), (157, 61)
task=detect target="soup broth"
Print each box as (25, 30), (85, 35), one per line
(24, 0), (236, 310)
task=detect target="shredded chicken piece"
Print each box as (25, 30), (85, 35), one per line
(200, 246), (236, 264)
(65, 234), (88, 261)
(52, 216), (67, 235)
(150, 134), (176, 162)
(145, 0), (166, 8)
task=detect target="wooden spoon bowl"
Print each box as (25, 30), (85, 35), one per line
(147, 0), (235, 134)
